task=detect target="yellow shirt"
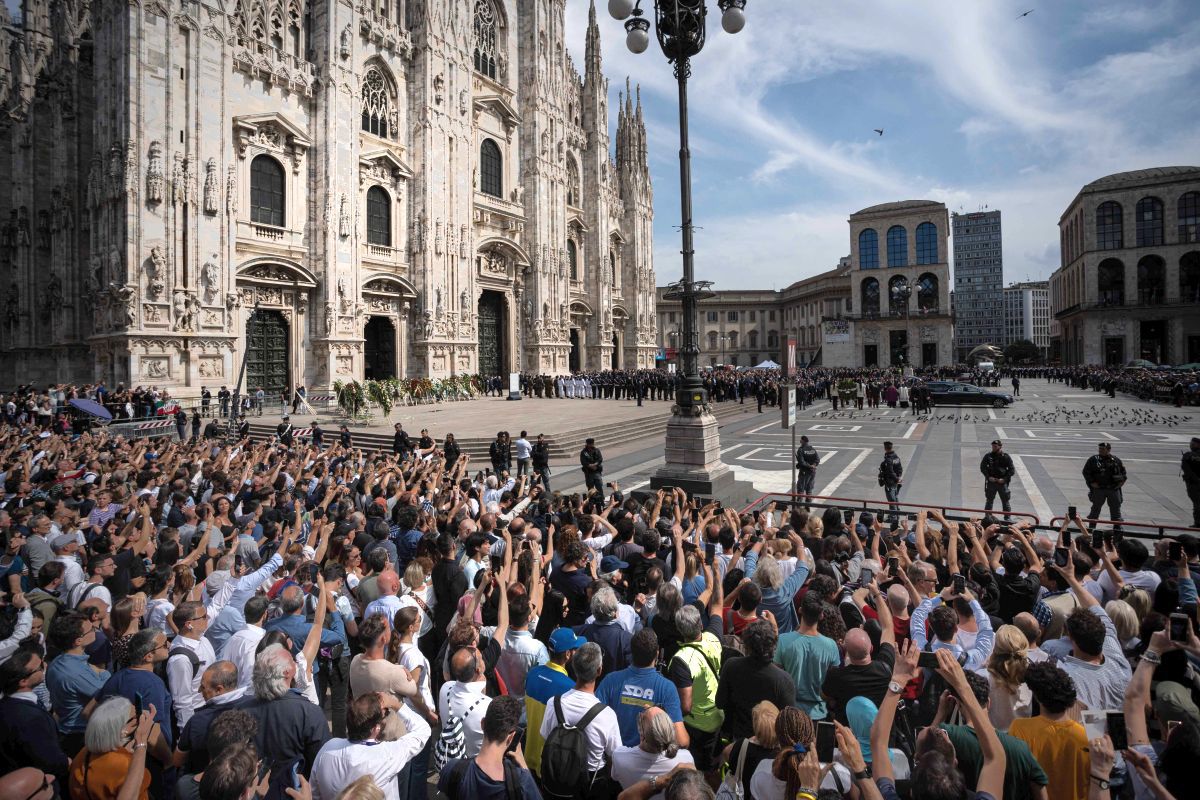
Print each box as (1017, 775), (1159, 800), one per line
(1009, 715), (1089, 800)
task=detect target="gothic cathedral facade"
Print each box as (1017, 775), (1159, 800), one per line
(0, 0), (657, 393)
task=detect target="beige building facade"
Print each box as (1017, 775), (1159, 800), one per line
(1050, 167), (1200, 366)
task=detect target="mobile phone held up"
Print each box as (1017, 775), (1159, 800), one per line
(1053, 547), (1070, 568)
(952, 573), (966, 595)
(1169, 540), (1183, 562)
(704, 542), (716, 567)
(917, 651), (940, 670)
(816, 721), (837, 763)
(1170, 612), (1190, 642)
(1106, 712), (1128, 751)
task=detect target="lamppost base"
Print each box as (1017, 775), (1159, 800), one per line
(650, 405), (733, 498)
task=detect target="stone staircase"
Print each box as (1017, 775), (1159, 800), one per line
(244, 400), (757, 461)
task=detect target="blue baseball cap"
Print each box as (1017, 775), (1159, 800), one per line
(600, 555), (629, 574)
(548, 627), (587, 654)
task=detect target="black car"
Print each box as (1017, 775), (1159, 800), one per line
(926, 381), (1013, 407)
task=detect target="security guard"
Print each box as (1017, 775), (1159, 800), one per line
(1182, 437), (1200, 528)
(795, 435), (820, 505)
(276, 414), (294, 447)
(980, 439), (1015, 515)
(1082, 442), (1127, 531)
(878, 441), (904, 524)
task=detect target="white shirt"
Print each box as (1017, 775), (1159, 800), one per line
(438, 680), (491, 759)
(397, 642), (435, 712)
(1097, 568), (1161, 605)
(538, 688), (621, 772)
(397, 589), (433, 638)
(144, 598), (175, 638)
(53, 556), (85, 594)
(310, 703), (431, 800)
(66, 580), (112, 613)
(749, 757), (852, 799)
(221, 626), (266, 689)
(611, 746), (694, 796)
(167, 635), (216, 729)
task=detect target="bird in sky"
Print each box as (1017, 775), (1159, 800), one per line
(874, 128), (884, 136)
(1017, 9), (1034, 19)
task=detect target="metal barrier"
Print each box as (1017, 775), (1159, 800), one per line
(740, 492), (1042, 527)
(1047, 516), (1200, 539)
(105, 419), (178, 440)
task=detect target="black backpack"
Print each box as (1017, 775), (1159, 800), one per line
(438, 757), (523, 800)
(540, 695), (605, 799)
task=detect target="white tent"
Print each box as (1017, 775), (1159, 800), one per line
(754, 359), (781, 369)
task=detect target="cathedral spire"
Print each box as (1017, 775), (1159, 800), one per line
(585, 0), (602, 78)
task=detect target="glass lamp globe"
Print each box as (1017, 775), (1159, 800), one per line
(626, 27), (650, 53)
(721, 7), (746, 34)
(608, 0), (636, 20)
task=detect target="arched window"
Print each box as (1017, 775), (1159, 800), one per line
(361, 67), (395, 139)
(1097, 258), (1124, 306)
(728, 331), (738, 349)
(915, 222), (938, 264)
(748, 330), (758, 348)
(1137, 255), (1165, 304)
(366, 186), (391, 246)
(1096, 201), (1123, 250)
(609, 251), (617, 285)
(480, 139), (502, 197)
(1179, 192), (1200, 243)
(861, 277), (880, 316)
(916, 273), (938, 311)
(473, 0), (498, 79)
(888, 275), (909, 314)
(887, 225), (908, 268)
(567, 239), (578, 281)
(1181, 252), (1200, 303)
(566, 158), (580, 207)
(1135, 197), (1164, 247)
(249, 155), (285, 227)
(858, 228), (879, 269)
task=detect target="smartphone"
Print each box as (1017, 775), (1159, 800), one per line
(1169, 540), (1183, 562)
(816, 721), (837, 763)
(1061, 529), (1072, 550)
(860, 567), (874, 585)
(1067, 505), (1077, 520)
(1054, 547), (1070, 568)
(888, 556), (899, 574)
(1106, 712), (1128, 751)
(1170, 612), (1189, 642)
(1091, 531), (1103, 549)
(908, 513), (917, 522)
(843, 509), (854, 524)
(953, 574), (966, 595)
(133, 692), (143, 721)
(917, 651), (940, 670)
(234, 554), (244, 574)
(288, 760), (303, 791)
(704, 542), (716, 566)
(306, 562), (320, 584)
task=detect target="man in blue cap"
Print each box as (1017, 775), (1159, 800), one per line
(523, 628), (584, 778)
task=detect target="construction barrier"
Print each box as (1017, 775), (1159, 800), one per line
(105, 419), (178, 440)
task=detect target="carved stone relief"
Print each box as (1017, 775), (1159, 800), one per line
(141, 357), (169, 379)
(198, 356), (223, 378)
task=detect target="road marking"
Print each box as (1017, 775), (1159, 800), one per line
(1019, 454), (1180, 464)
(1011, 454), (1052, 522)
(987, 408), (997, 420)
(817, 447), (873, 497)
(902, 423), (919, 439)
(810, 424), (863, 432)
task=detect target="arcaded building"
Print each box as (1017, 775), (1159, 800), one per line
(0, 0), (657, 392)
(1051, 167), (1200, 366)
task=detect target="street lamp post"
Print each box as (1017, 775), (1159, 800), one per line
(610, 0), (746, 496)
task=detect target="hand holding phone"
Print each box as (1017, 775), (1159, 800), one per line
(1169, 540), (1183, 562)
(1106, 712), (1128, 751)
(1169, 612), (1189, 642)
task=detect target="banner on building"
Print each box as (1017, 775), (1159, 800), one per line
(824, 319), (851, 344)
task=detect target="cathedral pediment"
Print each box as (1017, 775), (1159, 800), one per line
(232, 113), (312, 159)
(359, 149), (413, 183)
(472, 95), (521, 133)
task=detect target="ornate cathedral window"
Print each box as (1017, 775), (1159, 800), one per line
(567, 240), (579, 281)
(250, 155), (286, 227)
(480, 139), (502, 198)
(366, 187), (391, 246)
(361, 68), (395, 139)
(473, 0), (498, 79)
(566, 157), (580, 207)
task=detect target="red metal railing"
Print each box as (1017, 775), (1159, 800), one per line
(740, 492), (1042, 527)
(1047, 516), (1200, 539)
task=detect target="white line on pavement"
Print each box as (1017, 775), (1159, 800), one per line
(1018, 454), (1180, 464)
(987, 408), (996, 420)
(1011, 454), (1052, 523)
(902, 423), (919, 439)
(817, 448), (873, 497)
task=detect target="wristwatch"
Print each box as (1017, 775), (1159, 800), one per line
(1090, 774), (1110, 790)
(888, 680), (904, 694)
(853, 766), (873, 781)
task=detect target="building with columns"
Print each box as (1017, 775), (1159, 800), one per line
(1050, 167), (1200, 366)
(0, 0), (657, 392)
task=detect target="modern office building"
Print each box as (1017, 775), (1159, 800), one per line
(1050, 167), (1200, 365)
(952, 210), (1005, 362)
(1002, 281), (1051, 359)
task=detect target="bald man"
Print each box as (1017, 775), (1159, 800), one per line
(821, 579), (897, 724)
(0, 768), (55, 800)
(438, 645), (492, 759)
(363, 569), (403, 622)
(175, 661), (245, 773)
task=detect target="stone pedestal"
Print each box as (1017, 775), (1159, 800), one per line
(650, 404), (734, 498)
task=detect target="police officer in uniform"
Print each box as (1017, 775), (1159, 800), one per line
(532, 433), (552, 493)
(1182, 437), (1200, 528)
(580, 437), (604, 501)
(1083, 442), (1127, 531)
(980, 439), (1015, 516)
(795, 435), (820, 506)
(311, 421), (324, 449)
(276, 414), (294, 447)
(878, 441), (904, 524)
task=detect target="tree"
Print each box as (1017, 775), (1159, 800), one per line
(1003, 339), (1041, 364)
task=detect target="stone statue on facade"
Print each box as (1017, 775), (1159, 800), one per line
(337, 277), (349, 313)
(226, 166), (237, 214)
(324, 302), (335, 336)
(35, 210), (50, 250)
(434, 288), (443, 318)
(41, 273), (63, 323)
(146, 246), (166, 300)
(201, 262), (219, 304)
(4, 284), (19, 328)
(339, 194), (350, 238)
(111, 284), (136, 328)
(203, 159), (219, 213)
(146, 141), (164, 203)
(171, 152), (185, 205)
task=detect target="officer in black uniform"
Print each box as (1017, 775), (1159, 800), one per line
(580, 437), (604, 500)
(1083, 442), (1127, 531)
(237, 415), (250, 440)
(879, 441), (904, 524)
(532, 433), (552, 493)
(980, 439), (1015, 516)
(339, 424), (352, 448)
(311, 421), (324, 449)
(1182, 437), (1200, 528)
(795, 435), (820, 506)
(392, 423), (412, 460)
(276, 414), (294, 447)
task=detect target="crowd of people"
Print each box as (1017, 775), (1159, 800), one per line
(0, 401), (1196, 800)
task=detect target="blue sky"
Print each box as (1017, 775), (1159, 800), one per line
(565, 0), (1200, 289)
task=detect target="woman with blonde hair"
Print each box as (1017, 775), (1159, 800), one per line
(720, 700), (780, 799)
(979, 624), (1032, 731)
(398, 561), (434, 640)
(1118, 586), (1151, 624)
(1104, 599), (1141, 655)
(333, 775), (385, 800)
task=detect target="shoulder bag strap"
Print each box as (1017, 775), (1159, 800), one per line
(734, 738), (750, 781)
(553, 693), (565, 726)
(575, 701), (606, 732)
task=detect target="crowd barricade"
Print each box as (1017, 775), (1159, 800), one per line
(739, 492), (1042, 528)
(1047, 516), (1200, 539)
(105, 419), (178, 440)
